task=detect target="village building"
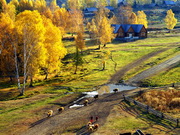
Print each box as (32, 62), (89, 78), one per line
(164, 0), (176, 6)
(112, 24), (147, 41)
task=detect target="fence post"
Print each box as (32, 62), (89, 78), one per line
(123, 94), (126, 101)
(161, 113), (164, 118)
(177, 119), (179, 127)
(146, 105), (149, 113)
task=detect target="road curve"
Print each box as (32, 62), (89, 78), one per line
(127, 54), (180, 85)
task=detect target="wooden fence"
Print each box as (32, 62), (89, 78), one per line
(123, 94), (179, 127)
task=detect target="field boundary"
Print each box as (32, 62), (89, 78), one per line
(123, 83), (180, 127)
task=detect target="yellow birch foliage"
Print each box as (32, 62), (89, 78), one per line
(3, 3), (16, 20)
(68, 9), (84, 34)
(0, 0), (7, 12)
(34, 0), (47, 13)
(110, 0), (118, 7)
(53, 8), (70, 35)
(130, 12), (138, 24)
(43, 17), (67, 75)
(15, 10), (46, 79)
(99, 17), (114, 46)
(86, 0), (96, 7)
(10, 0), (19, 7)
(19, 0), (34, 12)
(137, 10), (148, 28)
(97, 0), (108, 7)
(42, 7), (53, 20)
(75, 31), (85, 51)
(0, 13), (15, 77)
(164, 9), (177, 30)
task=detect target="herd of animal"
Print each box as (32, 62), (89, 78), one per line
(45, 88), (119, 132)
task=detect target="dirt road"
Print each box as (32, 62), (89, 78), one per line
(21, 91), (128, 135)
(127, 54), (180, 85)
(108, 48), (169, 84)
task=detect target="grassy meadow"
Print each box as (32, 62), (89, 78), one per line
(0, 31), (179, 134)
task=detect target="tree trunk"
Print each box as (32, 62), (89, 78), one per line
(74, 46), (79, 74)
(102, 61), (105, 71)
(98, 44), (101, 50)
(44, 72), (48, 80)
(29, 77), (33, 87)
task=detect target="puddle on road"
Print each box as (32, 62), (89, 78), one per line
(69, 84), (137, 108)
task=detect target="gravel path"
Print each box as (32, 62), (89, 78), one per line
(108, 48), (169, 84)
(127, 54), (180, 85)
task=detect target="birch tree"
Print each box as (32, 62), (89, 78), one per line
(137, 10), (148, 28)
(16, 10), (46, 95)
(43, 17), (67, 79)
(164, 9), (177, 30)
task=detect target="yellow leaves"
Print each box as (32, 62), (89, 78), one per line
(75, 31), (85, 50)
(130, 12), (138, 24)
(164, 9), (177, 30)
(43, 17), (67, 74)
(137, 10), (148, 28)
(99, 17), (114, 45)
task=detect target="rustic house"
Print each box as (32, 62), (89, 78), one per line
(164, 1), (176, 6)
(112, 24), (147, 40)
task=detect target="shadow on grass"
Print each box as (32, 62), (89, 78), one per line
(124, 100), (176, 130)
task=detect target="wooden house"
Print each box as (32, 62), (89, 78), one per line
(164, 0), (176, 6)
(112, 24), (147, 40)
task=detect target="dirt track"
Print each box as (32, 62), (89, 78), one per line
(108, 48), (170, 84)
(127, 54), (180, 85)
(21, 91), (129, 135)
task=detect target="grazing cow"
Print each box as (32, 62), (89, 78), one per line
(93, 124), (99, 130)
(113, 88), (119, 93)
(47, 110), (53, 117)
(94, 95), (99, 100)
(83, 99), (89, 106)
(58, 107), (64, 113)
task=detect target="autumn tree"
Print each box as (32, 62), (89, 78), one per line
(42, 7), (53, 20)
(137, 10), (148, 28)
(42, 17), (67, 79)
(50, 0), (58, 12)
(53, 8), (70, 36)
(136, 0), (152, 5)
(110, 0), (118, 7)
(164, 9), (177, 30)
(96, 0), (108, 7)
(19, 0), (34, 12)
(117, 5), (133, 24)
(34, 0), (47, 13)
(10, 0), (19, 7)
(0, 0), (7, 12)
(86, 0), (96, 7)
(67, 0), (83, 9)
(16, 10), (46, 95)
(129, 12), (138, 24)
(74, 31), (85, 74)
(99, 16), (114, 48)
(3, 3), (16, 20)
(0, 13), (15, 81)
(68, 9), (84, 35)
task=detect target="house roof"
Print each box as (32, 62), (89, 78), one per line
(85, 7), (98, 12)
(112, 24), (144, 33)
(105, 6), (115, 11)
(164, 1), (176, 5)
